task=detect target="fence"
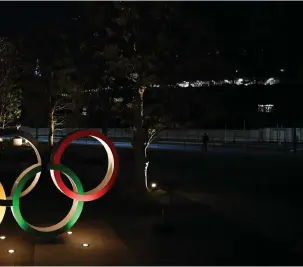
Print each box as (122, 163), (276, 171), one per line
(18, 126), (302, 144)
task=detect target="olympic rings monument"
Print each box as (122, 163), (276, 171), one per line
(0, 128), (119, 238)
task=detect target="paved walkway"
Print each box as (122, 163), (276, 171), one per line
(0, 191), (303, 265)
(0, 219), (134, 265)
(1, 145), (303, 264)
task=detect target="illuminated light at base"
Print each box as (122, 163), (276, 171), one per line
(8, 249), (14, 254)
(0, 235), (5, 240)
(151, 183), (157, 188)
(50, 129), (119, 202)
(11, 164), (84, 238)
(67, 231), (72, 235)
(82, 243), (89, 247)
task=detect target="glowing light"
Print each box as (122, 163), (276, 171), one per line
(235, 78), (244, 85)
(265, 77), (279, 86)
(13, 138), (22, 146)
(82, 243), (89, 247)
(177, 81), (189, 88)
(191, 81), (205, 87)
(0, 235), (5, 239)
(258, 104), (274, 113)
(280, 68), (285, 72)
(113, 97), (123, 103)
(82, 107), (87, 116)
(83, 77), (280, 91)
(8, 249), (14, 254)
(67, 231), (72, 235)
(151, 183), (157, 188)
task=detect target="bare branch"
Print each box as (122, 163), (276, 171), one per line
(145, 127), (163, 148)
(0, 65), (10, 88)
(54, 102), (72, 111)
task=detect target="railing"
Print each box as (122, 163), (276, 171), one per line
(3, 130), (302, 154)
(17, 127), (303, 145)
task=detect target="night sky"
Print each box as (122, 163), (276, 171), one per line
(0, 2), (301, 80)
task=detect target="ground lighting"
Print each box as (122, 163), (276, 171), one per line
(151, 183), (157, 188)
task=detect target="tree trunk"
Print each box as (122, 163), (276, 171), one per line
(134, 146), (149, 191)
(48, 106), (55, 149)
(132, 87), (148, 193)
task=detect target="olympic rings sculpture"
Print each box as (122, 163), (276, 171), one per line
(0, 129), (119, 238)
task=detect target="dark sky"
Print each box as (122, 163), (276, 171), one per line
(0, 2), (293, 39)
(0, 2), (75, 36)
(0, 2), (301, 80)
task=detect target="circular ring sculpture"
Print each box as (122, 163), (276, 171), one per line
(0, 129), (119, 238)
(50, 129), (119, 201)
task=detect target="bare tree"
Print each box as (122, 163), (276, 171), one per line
(120, 86), (180, 192)
(47, 71), (77, 148)
(53, 99), (73, 128)
(0, 38), (22, 129)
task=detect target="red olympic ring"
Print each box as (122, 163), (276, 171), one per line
(51, 129), (119, 202)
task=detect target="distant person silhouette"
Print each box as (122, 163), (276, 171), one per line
(202, 133), (209, 152)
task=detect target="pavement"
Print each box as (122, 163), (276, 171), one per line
(0, 189), (303, 266)
(1, 142), (303, 265)
(0, 189), (206, 265)
(0, 218), (133, 265)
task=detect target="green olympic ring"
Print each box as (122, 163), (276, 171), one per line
(11, 163), (84, 238)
